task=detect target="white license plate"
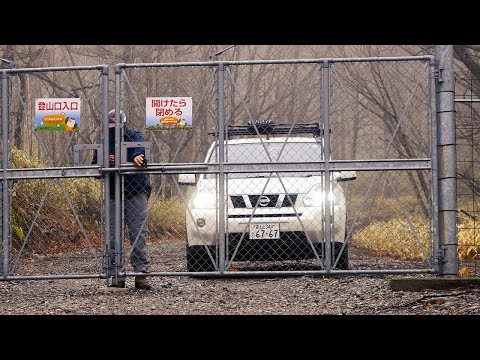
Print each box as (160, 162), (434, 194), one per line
(249, 223), (280, 239)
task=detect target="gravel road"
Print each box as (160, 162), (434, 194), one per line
(1, 239), (479, 315)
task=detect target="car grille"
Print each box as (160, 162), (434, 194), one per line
(228, 213), (302, 218)
(230, 194), (298, 208)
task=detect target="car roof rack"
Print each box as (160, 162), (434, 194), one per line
(209, 122), (323, 139)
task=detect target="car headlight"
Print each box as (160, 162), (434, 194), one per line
(192, 187), (217, 209)
(303, 184), (334, 207)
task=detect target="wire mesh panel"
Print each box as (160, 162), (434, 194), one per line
(1, 74), (4, 276)
(220, 62), (330, 271)
(455, 95), (480, 277)
(330, 59), (434, 271)
(2, 66), (107, 278)
(116, 57), (437, 276)
(331, 60), (432, 160)
(118, 64), (217, 274)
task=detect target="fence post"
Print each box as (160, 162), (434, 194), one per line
(322, 60), (332, 272)
(1, 70), (10, 279)
(113, 64), (125, 281)
(217, 62), (226, 274)
(101, 66), (110, 278)
(435, 45), (458, 275)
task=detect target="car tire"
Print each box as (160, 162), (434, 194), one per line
(334, 241), (349, 270)
(186, 245), (217, 272)
(312, 241), (348, 270)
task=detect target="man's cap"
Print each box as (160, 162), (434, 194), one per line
(108, 109), (127, 128)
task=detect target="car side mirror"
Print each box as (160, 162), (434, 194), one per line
(334, 171), (356, 182)
(178, 173), (196, 185)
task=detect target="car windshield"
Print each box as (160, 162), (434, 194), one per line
(207, 141), (324, 178)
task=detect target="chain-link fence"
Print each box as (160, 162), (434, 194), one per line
(1, 55), (444, 281)
(116, 56), (437, 278)
(455, 76), (480, 277)
(1, 65), (109, 279)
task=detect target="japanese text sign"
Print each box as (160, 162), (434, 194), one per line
(146, 97), (192, 130)
(34, 98), (81, 132)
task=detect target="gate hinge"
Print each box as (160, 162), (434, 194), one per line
(438, 245), (447, 263)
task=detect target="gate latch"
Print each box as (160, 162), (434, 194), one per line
(434, 68), (444, 83)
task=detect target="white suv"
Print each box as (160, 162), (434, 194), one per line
(179, 122), (355, 272)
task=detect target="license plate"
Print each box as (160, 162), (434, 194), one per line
(249, 223), (280, 239)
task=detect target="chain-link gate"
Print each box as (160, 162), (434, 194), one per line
(0, 55), (446, 282)
(0, 65), (110, 280)
(116, 55), (439, 278)
(455, 77), (480, 277)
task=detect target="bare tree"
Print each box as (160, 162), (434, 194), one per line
(328, 46), (432, 218)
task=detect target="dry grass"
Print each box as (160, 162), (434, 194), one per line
(148, 195), (186, 236)
(10, 147), (183, 254)
(351, 213), (480, 261)
(351, 218), (431, 260)
(457, 214), (480, 261)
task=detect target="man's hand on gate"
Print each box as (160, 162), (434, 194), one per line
(134, 154), (146, 167)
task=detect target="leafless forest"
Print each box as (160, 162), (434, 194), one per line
(1, 44), (478, 203)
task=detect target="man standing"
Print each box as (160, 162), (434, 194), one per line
(93, 109), (152, 290)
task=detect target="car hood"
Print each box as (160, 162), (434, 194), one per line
(197, 176), (324, 194)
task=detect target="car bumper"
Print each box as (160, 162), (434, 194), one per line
(185, 205), (346, 247)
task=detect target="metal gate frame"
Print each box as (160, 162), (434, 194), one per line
(117, 54), (453, 278)
(0, 50), (459, 281)
(0, 65), (110, 281)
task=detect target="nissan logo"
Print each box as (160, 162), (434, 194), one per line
(258, 195), (270, 207)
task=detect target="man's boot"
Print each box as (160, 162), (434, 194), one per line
(135, 271), (152, 290)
